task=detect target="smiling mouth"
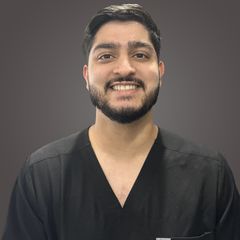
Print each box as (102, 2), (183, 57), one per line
(105, 77), (145, 92)
(111, 84), (140, 91)
(109, 81), (142, 92)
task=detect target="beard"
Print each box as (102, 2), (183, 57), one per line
(88, 77), (160, 124)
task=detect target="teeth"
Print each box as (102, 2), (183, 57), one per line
(112, 85), (138, 91)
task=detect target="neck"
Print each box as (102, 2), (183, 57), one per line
(89, 109), (158, 154)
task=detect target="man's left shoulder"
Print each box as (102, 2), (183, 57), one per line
(159, 128), (224, 168)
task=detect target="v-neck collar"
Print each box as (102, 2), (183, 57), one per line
(85, 127), (164, 211)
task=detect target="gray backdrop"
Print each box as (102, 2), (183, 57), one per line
(1, 0), (239, 235)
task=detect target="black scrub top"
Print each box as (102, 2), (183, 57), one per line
(3, 128), (240, 240)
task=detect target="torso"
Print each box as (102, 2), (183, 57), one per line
(16, 127), (224, 239)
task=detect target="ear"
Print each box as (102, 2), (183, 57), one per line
(83, 64), (89, 90)
(158, 61), (165, 87)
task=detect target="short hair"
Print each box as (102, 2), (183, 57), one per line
(82, 4), (161, 62)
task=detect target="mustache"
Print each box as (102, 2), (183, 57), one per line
(105, 76), (145, 91)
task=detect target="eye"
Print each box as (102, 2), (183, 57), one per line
(133, 52), (149, 60)
(98, 54), (114, 61)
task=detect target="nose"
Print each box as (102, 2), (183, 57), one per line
(113, 56), (136, 76)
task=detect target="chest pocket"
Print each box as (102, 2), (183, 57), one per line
(157, 231), (214, 240)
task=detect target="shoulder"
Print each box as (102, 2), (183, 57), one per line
(158, 128), (238, 195)
(27, 128), (90, 167)
(159, 128), (224, 169)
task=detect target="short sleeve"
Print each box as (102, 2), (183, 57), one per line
(2, 159), (47, 240)
(215, 154), (240, 239)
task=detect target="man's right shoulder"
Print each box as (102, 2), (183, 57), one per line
(27, 128), (90, 166)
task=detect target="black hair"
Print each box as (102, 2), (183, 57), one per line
(82, 4), (161, 61)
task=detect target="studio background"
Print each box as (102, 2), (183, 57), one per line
(0, 0), (239, 235)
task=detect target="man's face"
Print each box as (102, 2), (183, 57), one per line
(83, 20), (164, 123)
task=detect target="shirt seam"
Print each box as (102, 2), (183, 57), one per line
(28, 142), (91, 167)
(162, 145), (221, 164)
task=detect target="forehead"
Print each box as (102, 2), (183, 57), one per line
(91, 20), (152, 48)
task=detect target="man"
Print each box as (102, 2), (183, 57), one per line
(3, 3), (240, 240)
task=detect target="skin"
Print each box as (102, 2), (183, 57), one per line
(83, 21), (165, 207)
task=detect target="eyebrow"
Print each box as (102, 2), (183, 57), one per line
(128, 41), (154, 51)
(92, 43), (119, 53)
(92, 41), (154, 53)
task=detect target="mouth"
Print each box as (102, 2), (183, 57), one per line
(105, 77), (145, 93)
(108, 81), (142, 92)
(109, 81), (142, 92)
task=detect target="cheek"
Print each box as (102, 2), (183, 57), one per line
(87, 74), (102, 87)
(88, 65), (109, 85)
(140, 67), (160, 84)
